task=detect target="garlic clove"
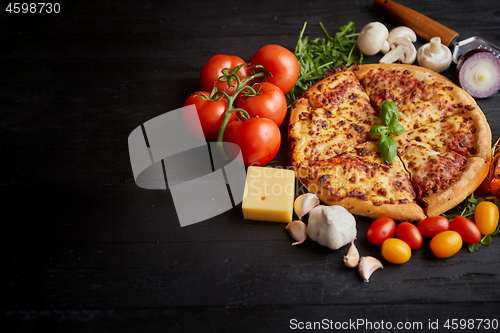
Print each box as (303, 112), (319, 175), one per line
(293, 193), (320, 220)
(286, 220), (308, 245)
(343, 240), (360, 268)
(358, 256), (383, 282)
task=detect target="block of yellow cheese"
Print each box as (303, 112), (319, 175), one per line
(242, 166), (295, 223)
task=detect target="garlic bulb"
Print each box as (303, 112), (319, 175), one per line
(306, 205), (357, 250)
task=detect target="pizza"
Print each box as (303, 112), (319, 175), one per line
(288, 64), (491, 221)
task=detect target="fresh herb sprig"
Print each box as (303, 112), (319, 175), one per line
(286, 21), (363, 102)
(443, 193), (500, 252)
(369, 101), (405, 164)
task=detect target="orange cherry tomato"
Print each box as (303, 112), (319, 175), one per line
(417, 216), (450, 238)
(450, 216), (481, 244)
(430, 231), (463, 258)
(395, 222), (423, 250)
(474, 201), (500, 235)
(367, 217), (396, 246)
(381, 238), (412, 264)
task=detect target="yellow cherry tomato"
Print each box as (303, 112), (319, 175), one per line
(430, 231), (463, 258)
(474, 201), (500, 235)
(381, 238), (411, 264)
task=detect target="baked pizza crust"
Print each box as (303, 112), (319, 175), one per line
(422, 157), (490, 217)
(289, 64), (491, 221)
(354, 63), (458, 86)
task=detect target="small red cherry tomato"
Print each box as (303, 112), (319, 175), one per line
(223, 117), (281, 166)
(430, 231), (463, 258)
(199, 54), (250, 96)
(381, 238), (412, 264)
(183, 91), (236, 141)
(367, 217), (396, 246)
(450, 216), (481, 244)
(395, 222), (423, 250)
(250, 44), (300, 94)
(474, 201), (500, 235)
(235, 82), (287, 126)
(417, 216), (450, 238)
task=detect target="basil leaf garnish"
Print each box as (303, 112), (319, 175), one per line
(378, 134), (397, 164)
(369, 125), (388, 136)
(389, 123), (405, 135)
(380, 100), (400, 127)
(369, 101), (404, 164)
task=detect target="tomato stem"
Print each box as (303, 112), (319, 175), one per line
(215, 66), (267, 158)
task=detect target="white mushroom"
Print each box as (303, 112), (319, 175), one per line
(357, 22), (390, 56)
(417, 37), (453, 73)
(388, 26), (417, 44)
(379, 36), (417, 64)
(306, 205), (357, 250)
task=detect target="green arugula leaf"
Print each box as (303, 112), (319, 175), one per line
(482, 234), (493, 246)
(468, 242), (481, 252)
(286, 21), (363, 102)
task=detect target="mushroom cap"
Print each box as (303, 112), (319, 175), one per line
(417, 37), (453, 73)
(357, 22), (389, 56)
(388, 26), (417, 43)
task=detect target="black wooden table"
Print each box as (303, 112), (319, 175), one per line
(2, 0), (500, 332)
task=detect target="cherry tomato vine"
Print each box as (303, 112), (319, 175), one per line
(205, 63), (276, 160)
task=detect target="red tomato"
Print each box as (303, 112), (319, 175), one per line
(430, 231), (463, 258)
(235, 82), (287, 126)
(199, 54), (250, 95)
(366, 217), (396, 246)
(183, 92), (236, 141)
(250, 44), (300, 94)
(474, 201), (500, 235)
(417, 216), (450, 238)
(395, 222), (423, 250)
(223, 117), (281, 166)
(450, 216), (481, 244)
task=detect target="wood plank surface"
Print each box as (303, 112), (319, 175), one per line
(1, 0), (500, 332)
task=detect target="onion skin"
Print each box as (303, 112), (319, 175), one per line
(457, 50), (500, 98)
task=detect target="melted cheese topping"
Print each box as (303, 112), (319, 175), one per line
(288, 65), (490, 219)
(358, 68), (472, 130)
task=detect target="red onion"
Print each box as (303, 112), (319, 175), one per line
(457, 50), (500, 98)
